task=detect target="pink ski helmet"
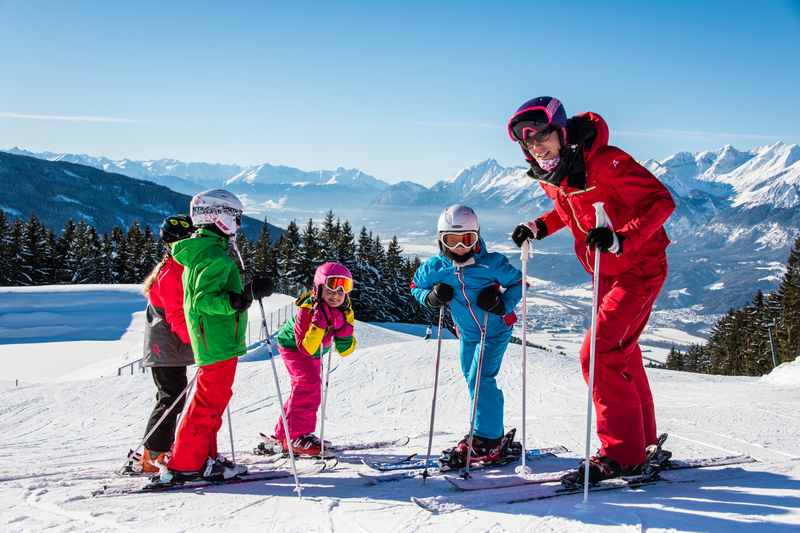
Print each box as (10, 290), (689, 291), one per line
(313, 261), (354, 294)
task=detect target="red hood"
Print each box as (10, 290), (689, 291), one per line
(572, 111), (610, 160)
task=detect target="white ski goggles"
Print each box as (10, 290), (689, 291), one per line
(439, 231), (479, 251)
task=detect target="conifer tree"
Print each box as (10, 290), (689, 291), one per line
(276, 220), (302, 293)
(0, 210), (9, 285)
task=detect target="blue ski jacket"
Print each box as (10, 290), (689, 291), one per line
(411, 238), (523, 343)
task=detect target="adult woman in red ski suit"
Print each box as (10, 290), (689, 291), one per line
(507, 96), (675, 484)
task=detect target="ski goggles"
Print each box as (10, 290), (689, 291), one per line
(439, 231), (479, 251)
(168, 217), (192, 228)
(324, 275), (354, 294)
(508, 108), (552, 143)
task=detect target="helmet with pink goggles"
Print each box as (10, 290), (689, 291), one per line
(313, 262), (354, 294)
(507, 96), (567, 146)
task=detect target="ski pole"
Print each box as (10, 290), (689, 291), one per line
(121, 369), (197, 473)
(462, 311), (490, 479)
(319, 344), (333, 460)
(257, 298), (303, 497)
(422, 306), (446, 481)
(517, 238), (531, 475)
(226, 406), (236, 464)
(582, 202), (611, 504)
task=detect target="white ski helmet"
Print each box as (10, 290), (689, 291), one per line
(189, 189), (243, 236)
(437, 204), (480, 233)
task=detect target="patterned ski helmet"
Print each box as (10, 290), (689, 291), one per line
(159, 214), (195, 244)
(507, 96), (568, 149)
(189, 189), (243, 236)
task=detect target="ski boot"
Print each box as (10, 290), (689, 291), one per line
(285, 434), (324, 457)
(439, 428), (521, 470)
(201, 455), (247, 481)
(560, 453), (624, 488)
(140, 448), (169, 474)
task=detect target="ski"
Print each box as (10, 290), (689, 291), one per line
(444, 453), (756, 491)
(92, 462), (325, 498)
(359, 445), (569, 484)
(254, 432), (409, 456)
(329, 435), (410, 452)
(413, 454), (757, 513)
(363, 444), (568, 472)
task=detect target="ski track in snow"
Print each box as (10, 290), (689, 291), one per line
(1, 287), (799, 532)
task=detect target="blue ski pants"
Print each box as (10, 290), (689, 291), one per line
(459, 331), (511, 440)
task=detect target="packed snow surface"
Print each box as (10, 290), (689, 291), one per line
(1, 286), (798, 532)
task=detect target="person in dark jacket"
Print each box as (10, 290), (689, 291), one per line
(138, 214), (196, 473)
(507, 97), (676, 484)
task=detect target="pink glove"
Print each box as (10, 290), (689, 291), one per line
(330, 306), (346, 332)
(311, 303), (331, 330)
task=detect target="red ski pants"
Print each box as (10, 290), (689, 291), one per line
(168, 357), (237, 473)
(273, 347), (321, 440)
(580, 266), (666, 468)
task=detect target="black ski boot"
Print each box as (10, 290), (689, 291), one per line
(560, 453), (624, 488)
(439, 428), (521, 470)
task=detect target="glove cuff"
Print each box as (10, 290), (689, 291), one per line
(608, 232), (621, 254)
(502, 311), (517, 326)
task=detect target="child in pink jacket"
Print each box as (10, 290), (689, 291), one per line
(267, 262), (356, 457)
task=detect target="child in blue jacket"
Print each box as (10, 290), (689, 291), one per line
(411, 204), (523, 468)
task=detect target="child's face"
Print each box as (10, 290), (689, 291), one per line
(321, 285), (346, 307)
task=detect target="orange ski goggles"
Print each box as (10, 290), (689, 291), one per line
(439, 231), (479, 251)
(324, 275), (354, 294)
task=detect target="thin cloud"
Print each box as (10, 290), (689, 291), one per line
(0, 112), (139, 124)
(617, 129), (780, 141)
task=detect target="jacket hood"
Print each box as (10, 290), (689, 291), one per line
(570, 111), (609, 161)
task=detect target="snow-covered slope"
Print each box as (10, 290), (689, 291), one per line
(0, 286), (798, 532)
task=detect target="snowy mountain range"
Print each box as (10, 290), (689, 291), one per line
(5, 142), (799, 314)
(0, 151), (281, 240)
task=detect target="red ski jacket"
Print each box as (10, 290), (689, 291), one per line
(147, 256), (191, 344)
(536, 112), (675, 277)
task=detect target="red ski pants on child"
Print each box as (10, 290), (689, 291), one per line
(580, 266), (666, 468)
(168, 357), (237, 473)
(273, 347), (321, 440)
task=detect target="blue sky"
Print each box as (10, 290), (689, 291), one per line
(1, 0), (798, 185)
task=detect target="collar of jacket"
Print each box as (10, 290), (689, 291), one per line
(193, 227), (229, 245)
(526, 144), (587, 189)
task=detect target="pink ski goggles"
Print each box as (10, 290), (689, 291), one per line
(507, 98), (564, 143)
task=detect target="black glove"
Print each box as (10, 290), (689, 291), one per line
(246, 276), (274, 300)
(425, 283), (454, 308)
(229, 291), (253, 312)
(477, 286), (505, 316)
(585, 227), (623, 253)
(511, 219), (548, 247)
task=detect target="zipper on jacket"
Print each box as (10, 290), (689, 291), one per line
(234, 312), (240, 339)
(455, 269), (484, 334)
(199, 319), (210, 352)
(561, 189), (593, 235)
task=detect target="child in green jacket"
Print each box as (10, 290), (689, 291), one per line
(158, 189), (272, 484)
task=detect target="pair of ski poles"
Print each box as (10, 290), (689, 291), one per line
(422, 237), (533, 480)
(255, 297), (337, 498)
(119, 370), (238, 475)
(423, 201), (608, 500)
